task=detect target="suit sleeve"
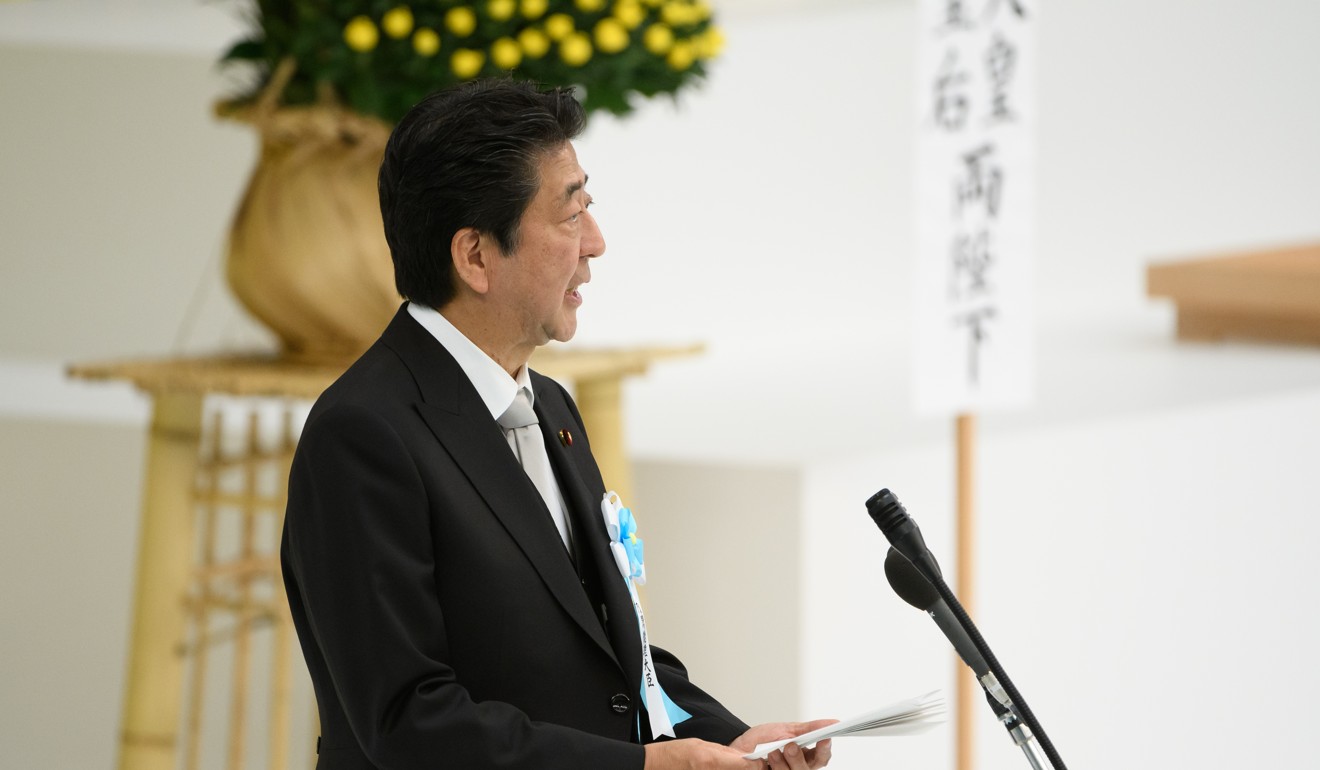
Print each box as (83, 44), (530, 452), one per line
(652, 647), (751, 744)
(283, 402), (644, 769)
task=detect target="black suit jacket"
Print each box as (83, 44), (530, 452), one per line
(282, 305), (747, 769)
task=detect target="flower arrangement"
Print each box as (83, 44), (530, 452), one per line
(220, 0), (725, 122)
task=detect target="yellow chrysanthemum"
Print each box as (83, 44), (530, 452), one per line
(487, 0), (516, 21)
(693, 0), (712, 21)
(412, 27), (441, 56)
(491, 36), (523, 69)
(445, 6), (478, 37)
(559, 31), (593, 66)
(518, 27), (551, 58)
(593, 18), (629, 53)
(382, 6), (415, 39)
(660, 1), (693, 26)
(451, 48), (486, 78)
(575, 0), (606, 11)
(694, 25), (723, 58)
(343, 16), (379, 52)
(544, 13), (575, 40)
(642, 23), (673, 54)
(613, 0), (645, 29)
(521, 0), (549, 19)
(666, 40), (694, 70)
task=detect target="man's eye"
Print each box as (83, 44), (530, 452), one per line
(568, 197), (594, 223)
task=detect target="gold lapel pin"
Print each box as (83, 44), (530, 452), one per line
(558, 429), (573, 447)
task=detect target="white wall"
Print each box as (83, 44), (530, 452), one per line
(3, 0), (1320, 450)
(3, 0), (1320, 768)
(635, 460), (802, 727)
(0, 419), (143, 768)
(583, 0), (1320, 464)
(0, 44), (267, 361)
(802, 387), (1320, 769)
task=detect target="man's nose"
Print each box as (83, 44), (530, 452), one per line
(580, 210), (606, 259)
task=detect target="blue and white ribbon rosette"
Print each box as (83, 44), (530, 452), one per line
(601, 491), (691, 738)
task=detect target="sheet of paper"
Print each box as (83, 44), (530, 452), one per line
(742, 690), (946, 761)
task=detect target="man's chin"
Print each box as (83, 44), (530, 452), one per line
(547, 314), (578, 344)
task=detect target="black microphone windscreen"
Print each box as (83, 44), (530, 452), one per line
(884, 547), (940, 611)
(867, 488), (943, 583)
(866, 488), (907, 533)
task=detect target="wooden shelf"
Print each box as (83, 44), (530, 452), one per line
(66, 343), (705, 400)
(1147, 242), (1320, 345)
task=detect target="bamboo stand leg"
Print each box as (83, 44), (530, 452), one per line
(117, 392), (205, 770)
(269, 599), (293, 770)
(955, 413), (976, 770)
(268, 408), (297, 770)
(227, 412), (261, 770)
(184, 411), (225, 770)
(575, 375), (630, 504)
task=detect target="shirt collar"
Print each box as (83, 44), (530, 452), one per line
(407, 302), (533, 420)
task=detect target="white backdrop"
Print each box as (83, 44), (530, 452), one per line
(2, 0), (1320, 768)
(802, 387), (1320, 769)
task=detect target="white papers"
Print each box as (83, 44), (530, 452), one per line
(742, 691), (946, 760)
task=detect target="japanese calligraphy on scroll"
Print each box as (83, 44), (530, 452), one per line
(913, 0), (1035, 415)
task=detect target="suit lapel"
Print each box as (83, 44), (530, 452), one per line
(534, 376), (643, 694)
(381, 308), (617, 665)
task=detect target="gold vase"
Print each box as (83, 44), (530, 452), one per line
(219, 66), (400, 363)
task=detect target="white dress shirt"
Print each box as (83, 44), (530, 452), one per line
(407, 302), (572, 548)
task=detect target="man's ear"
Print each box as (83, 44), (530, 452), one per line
(450, 226), (491, 295)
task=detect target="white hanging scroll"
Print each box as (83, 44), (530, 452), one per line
(913, 0), (1035, 416)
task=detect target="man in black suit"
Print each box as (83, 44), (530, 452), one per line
(282, 79), (834, 770)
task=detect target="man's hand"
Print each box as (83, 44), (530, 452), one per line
(730, 720), (838, 769)
(641, 720), (838, 770)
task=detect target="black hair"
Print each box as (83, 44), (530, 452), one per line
(378, 79), (587, 308)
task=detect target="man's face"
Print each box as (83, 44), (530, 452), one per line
(488, 142), (604, 348)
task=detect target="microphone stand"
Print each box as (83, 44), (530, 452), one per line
(982, 685), (1049, 770)
(926, 561), (1063, 770)
(869, 489), (1067, 770)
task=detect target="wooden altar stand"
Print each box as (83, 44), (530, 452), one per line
(1147, 241), (1320, 345)
(70, 344), (699, 770)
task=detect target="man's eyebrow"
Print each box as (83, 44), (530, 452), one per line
(564, 173), (589, 201)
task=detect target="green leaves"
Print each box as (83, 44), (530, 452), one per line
(221, 38), (265, 61)
(217, 0), (722, 124)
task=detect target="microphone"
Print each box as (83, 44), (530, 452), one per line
(866, 488), (942, 583)
(884, 548), (1013, 710)
(884, 547), (991, 679)
(868, 489), (1067, 770)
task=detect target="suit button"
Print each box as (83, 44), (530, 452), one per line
(610, 693), (631, 714)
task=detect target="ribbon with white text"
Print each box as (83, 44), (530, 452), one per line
(601, 491), (692, 738)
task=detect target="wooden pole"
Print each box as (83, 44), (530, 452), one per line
(955, 413), (977, 770)
(574, 375), (644, 612)
(268, 407), (297, 770)
(117, 391), (204, 770)
(269, 600), (294, 770)
(574, 375), (631, 503)
(184, 411), (225, 770)
(226, 412), (261, 770)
